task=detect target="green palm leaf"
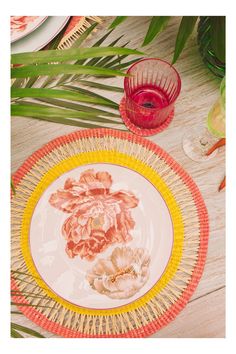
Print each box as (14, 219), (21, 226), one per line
(11, 301), (53, 309)
(11, 269), (41, 278)
(11, 289), (47, 298)
(46, 20), (70, 50)
(11, 178), (16, 194)
(11, 64), (129, 79)
(109, 17), (128, 29)
(104, 53), (128, 68)
(77, 79), (123, 92)
(24, 76), (39, 88)
(12, 113), (121, 129)
(57, 30), (122, 85)
(11, 47), (143, 65)
(11, 88), (117, 108)
(142, 16), (170, 46)
(11, 323), (44, 338)
(109, 57), (142, 70)
(32, 22), (100, 88)
(94, 41), (131, 68)
(11, 78), (26, 88)
(11, 328), (24, 338)
(61, 85), (118, 108)
(90, 28), (113, 47)
(11, 104), (124, 131)
(11, 27), (142, 130)
(11, 104), (121, 124)
(84, 36), (124, 67)
(172, 16), (198, 64)
(11, 292), (49, 300)
(71, 22), (98, 48)
(28, 98), (120, 117)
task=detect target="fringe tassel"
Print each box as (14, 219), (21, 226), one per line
(57, 16), (101, 50)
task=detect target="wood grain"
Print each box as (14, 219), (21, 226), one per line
(11, 16), (225, 338)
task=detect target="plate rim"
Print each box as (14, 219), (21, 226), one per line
(11, 16), (70, 53)
(28, 161), (176, 311)
(11, 16), (48, 43)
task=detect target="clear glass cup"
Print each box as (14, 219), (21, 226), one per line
(124, 58), (181, 129)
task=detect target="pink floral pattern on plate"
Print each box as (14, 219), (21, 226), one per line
(87, 247), (150, 299)
(49, 169), (139, 261)
(10, 16), (39, 33)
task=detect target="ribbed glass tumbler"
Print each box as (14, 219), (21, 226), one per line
(124, 58), (181, 129)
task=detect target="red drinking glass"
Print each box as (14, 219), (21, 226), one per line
(124, 58), (181, 129)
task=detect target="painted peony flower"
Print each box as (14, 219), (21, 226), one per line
(87, 247), (150, 299)
(11, 16), (39, 32)
(49, 169), (139, 261)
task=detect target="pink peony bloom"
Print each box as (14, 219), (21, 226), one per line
(11, 16), (39, 32)
(49, 169), (139, 261)
(87, 247), (150, 299)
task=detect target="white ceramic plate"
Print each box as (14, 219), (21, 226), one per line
(11, 16), (70, 54)
(11, 16), (48, 43)
(30, 163), (173, 310)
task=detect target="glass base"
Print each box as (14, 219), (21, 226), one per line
(182, 126), (219, 162)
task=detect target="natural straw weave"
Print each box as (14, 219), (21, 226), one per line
(11, 128), (209, 338)
(57, 16), (101, 50)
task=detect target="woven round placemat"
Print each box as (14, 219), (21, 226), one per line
(119, 96), (175, 136)
(11, 128), (209, 338)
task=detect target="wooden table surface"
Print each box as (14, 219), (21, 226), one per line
(11, 16), (225, 338)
